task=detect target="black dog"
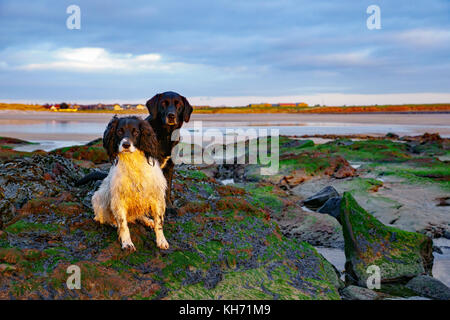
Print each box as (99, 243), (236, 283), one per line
(76, 91), (193, 212)
(144, 91), (193, 209)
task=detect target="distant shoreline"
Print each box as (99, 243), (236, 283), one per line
(1, 102), (449, 115)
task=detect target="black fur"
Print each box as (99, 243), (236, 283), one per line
(144, 92), (193, 209)
(103, 115), (162, 164)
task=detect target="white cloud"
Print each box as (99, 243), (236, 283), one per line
(9, 47), (190, 73)
(395, 28), (450, 48)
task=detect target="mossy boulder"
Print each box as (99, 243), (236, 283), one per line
(339, 192), (433, 287)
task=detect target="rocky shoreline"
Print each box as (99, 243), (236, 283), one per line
(0, 133), (449, 300)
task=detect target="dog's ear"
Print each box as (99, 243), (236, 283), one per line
(145, 93), (161, 122)
(181, 95), (193, 123)
(103, 115), (119, 162)
(138, 119), (160, 162)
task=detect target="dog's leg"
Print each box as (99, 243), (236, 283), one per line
(138, 216), (155, 229)
(152, 203), (169, 250)
(114, 209), (136, 251)
(163, 160), (177, 216)
(92, 191), (117, 227)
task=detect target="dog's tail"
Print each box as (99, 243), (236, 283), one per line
(75, 171), (108, 186)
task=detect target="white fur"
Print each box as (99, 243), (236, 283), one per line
(92, 144), (168, 251)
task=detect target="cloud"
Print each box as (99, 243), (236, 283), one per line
(12, 47), (186, 73)
(395, 28), (450, 48)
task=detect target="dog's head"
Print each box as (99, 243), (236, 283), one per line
(103, 115), (159, 162)
(145, 91), (193, 128)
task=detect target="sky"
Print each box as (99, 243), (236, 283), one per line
(0, 0), (449, 106)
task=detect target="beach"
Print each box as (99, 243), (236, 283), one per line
(1, 111), (449, 145)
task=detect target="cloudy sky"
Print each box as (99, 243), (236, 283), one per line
(1, 0), (449, 106)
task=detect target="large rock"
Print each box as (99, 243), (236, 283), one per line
(318, 197), (342, 222)
(302, 186), (340, 211)
(340, 192), (433, 287)
(405, 275), (450, 300)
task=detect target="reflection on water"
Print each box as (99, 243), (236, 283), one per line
(14, 140), (90, 152)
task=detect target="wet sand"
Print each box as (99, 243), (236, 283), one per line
(1, 110), (450, 125)
(1, 110), (449, 142)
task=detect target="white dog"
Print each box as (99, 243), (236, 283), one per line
(92, 116), (168, 251)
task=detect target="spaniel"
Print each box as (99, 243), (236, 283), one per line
(92, 116), (169, 251)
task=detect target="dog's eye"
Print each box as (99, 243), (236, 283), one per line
(118, 129), (124, 135)
(162, 100), (169, 107)
(133, 129), (139, 136)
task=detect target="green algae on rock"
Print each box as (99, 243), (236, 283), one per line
(0, 149), (342, 299)
(339, 192), (433, 287)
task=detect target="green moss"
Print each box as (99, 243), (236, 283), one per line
(5, 220), (60, 234)
(340, 192), (432, 286)
(177, 169), (208, 181)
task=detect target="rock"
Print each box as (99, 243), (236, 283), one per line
(303, 186), (340, 211)
(278, 169), (310, 189)
(278, 208), (344, 249)
(340, 192), (434, 287)
(436, 197), (450, 207)
(384, 296), (431, 300)
(281, 139), (314, 149)
(444, 231), (450, 240)
(317, 197), (342, 222)
(340, 285), (379, 300)
(433, 245), (443, 254)
(385, 133), (399, 139)
(405, 275), (450, 300)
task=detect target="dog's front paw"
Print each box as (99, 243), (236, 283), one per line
(156, 237), (169, 250)
(121, 238), (136, 252)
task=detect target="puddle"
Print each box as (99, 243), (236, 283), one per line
(14, 140), (88, 152)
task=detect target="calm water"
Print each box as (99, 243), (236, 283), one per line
(2, 118), (449, 151)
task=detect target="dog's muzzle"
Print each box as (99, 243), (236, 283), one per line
(119, 138), (135, 153)
(166, 112), (177, 126)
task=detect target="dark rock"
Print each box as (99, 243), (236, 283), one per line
(303, 186), (340, 211)
(341, 285), (379, 300)
(385, 133), (399, 139)
(340, 192), (434, 287)
(405, 275), (450, 300)
(444, 231), (450, 240)
(433, 245), (443, 254)
(317, 197), (342, 222)
(281, 139), (314, 149)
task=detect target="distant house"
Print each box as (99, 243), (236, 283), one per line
(114, 104), (123, 111)
(136, 104), (145, 110)
(278, 103), (296, 107)
(50, 106), (58, 111)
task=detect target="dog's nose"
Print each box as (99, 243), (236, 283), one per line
(122, 142), (131, 149)
(167, 113), (175, 121)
